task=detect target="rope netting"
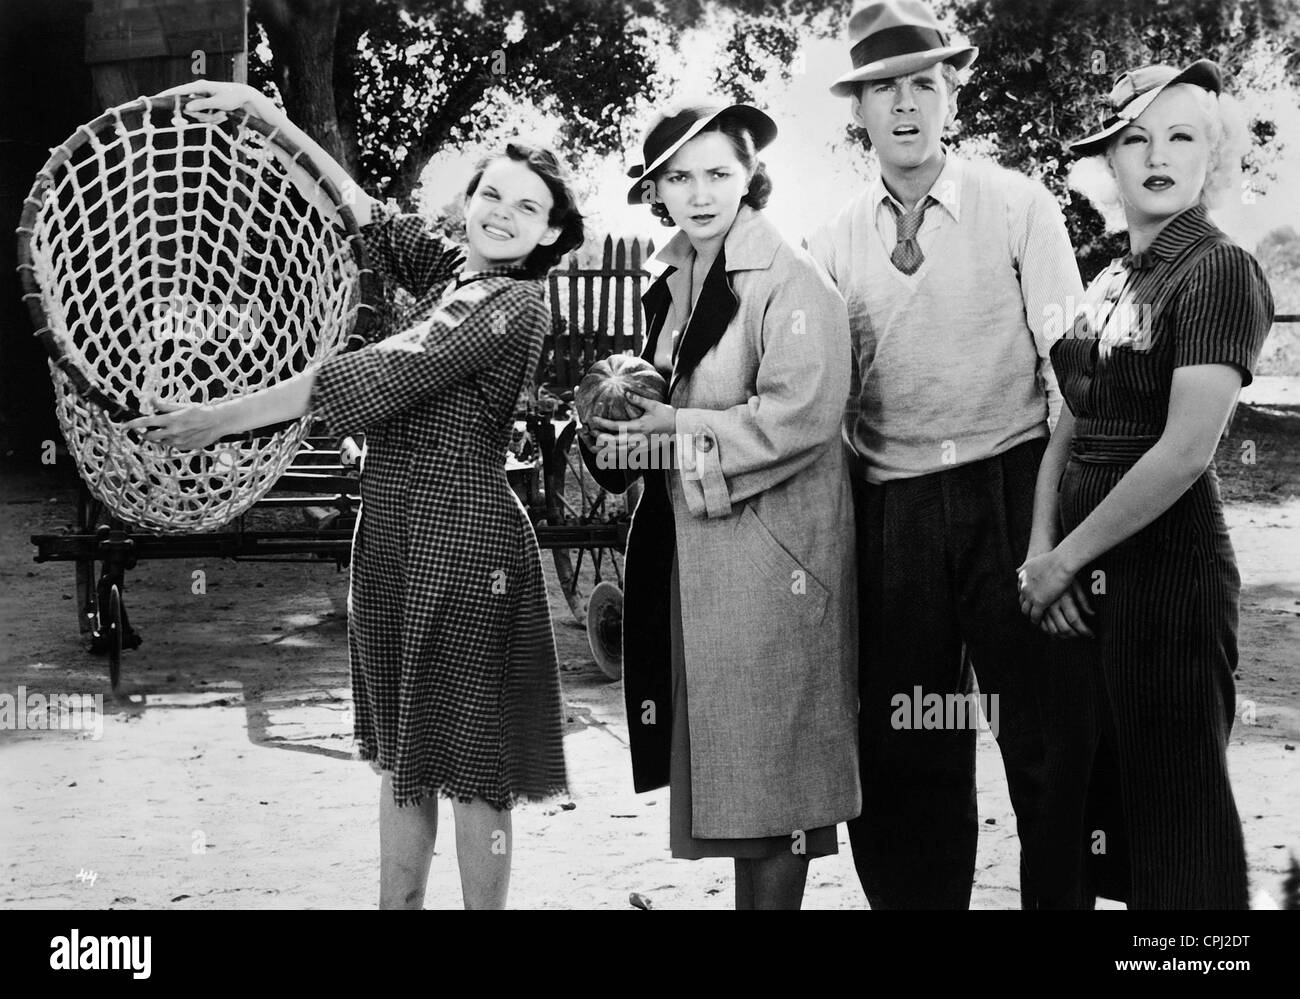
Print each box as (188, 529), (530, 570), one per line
(16, 94), (376, 533)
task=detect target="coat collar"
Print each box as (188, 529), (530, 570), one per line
(647, 203), (785, 275)
(641, 205), (782, 398)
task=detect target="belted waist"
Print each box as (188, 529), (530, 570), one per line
(1069, 434), (1161, 466)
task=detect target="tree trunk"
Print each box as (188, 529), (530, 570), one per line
(385, 62), (495, 204)
(332, 0), (367, 192)
(253, 0), (354, 178)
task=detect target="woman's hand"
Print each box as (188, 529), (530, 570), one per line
(152, 80), (370, 224)
(123, 399), (230, 451)
(339, 436), (363, 467)
(583, 417), (648, 469)
(619, 392), (676, 437)
(586, 392), (676, 438)
(1036, 580), (1096, 639)
(1016, 548), (1078, 627)
(1018, 531), (1094, 638)
(585, 393), (676, 469)
(154, 80), (282, 126)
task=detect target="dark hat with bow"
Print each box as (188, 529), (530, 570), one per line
(625, 101), (777, 205)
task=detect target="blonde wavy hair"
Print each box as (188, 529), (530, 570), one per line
(1067, 84), (1251, 233)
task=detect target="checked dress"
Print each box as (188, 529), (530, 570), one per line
(308, 205), (568, 808)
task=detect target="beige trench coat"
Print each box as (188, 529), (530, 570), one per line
(581, 205), (861, 838)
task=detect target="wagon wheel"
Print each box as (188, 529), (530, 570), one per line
(80, 516), (142, 684)
(545, 422), (641, 629)
(105, 583), (123, 690)
(587, 581), (624, 680)
(73, 487), (103, 647)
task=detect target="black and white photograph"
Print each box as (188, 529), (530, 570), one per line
(1, 0), (1297, 961)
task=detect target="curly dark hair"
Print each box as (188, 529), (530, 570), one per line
(464, 141), (586, 276)
(647, 116), (772, 228)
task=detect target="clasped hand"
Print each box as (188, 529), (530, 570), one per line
(1016, 548), (1096, 639)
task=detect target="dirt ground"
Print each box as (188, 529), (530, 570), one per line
(2, 380), (1298, 910)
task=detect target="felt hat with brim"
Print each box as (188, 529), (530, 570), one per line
(1069, 59), (1222, 157)
(625, 102), (777, 205)
(829, 0), (977, 98)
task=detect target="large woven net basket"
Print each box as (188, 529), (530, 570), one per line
(16, 93), (377, 533)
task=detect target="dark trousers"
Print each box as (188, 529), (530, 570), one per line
(847, 437), (1083, 909)
(1044, 461), (1249, 909)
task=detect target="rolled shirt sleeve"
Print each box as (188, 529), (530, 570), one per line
(806, 217), (864, 457)
(805, 223), (838, 287)
(1010, 182), (1084, 431)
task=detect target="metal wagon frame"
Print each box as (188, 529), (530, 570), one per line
(30, 235), (657, 689)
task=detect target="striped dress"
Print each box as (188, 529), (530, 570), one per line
(1049, 205), (1273, 908)
(307, 205), (568, 809)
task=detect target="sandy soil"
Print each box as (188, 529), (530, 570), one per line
(2, 390), (1297, 910)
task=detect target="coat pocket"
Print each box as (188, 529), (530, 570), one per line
(734, 503), (830, 625)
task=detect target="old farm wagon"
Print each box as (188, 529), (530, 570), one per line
(10, 0), (656, 687)
(27, 182), (655, 687)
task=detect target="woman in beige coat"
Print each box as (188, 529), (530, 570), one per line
(579, 101), (860, 909)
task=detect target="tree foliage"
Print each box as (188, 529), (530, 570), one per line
(250, 0), (831, 206)
(708, 1), (838, 101)
(943, 0), (1300, 279)
(248, 0), (1300, 276)
(1256, 225), (1300, 311)
(1254, 224), (1300, 374)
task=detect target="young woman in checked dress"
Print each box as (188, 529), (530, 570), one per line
(129, 82), (583, 909)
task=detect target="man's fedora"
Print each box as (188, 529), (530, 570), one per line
(829, 0), (977, 97)
(1068, 59), (1222, 157)
(625, 101), (777, 205)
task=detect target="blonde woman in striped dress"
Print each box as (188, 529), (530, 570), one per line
(1018, 61), (1274, 908)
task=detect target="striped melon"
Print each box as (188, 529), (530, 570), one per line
(574, 354), (667, 425)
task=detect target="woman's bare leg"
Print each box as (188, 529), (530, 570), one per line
(452, 798), (512, 910)
(378, 772), (439, 909)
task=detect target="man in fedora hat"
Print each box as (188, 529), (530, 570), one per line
(808, 0), (1086, 909)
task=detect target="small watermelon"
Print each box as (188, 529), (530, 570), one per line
(574, 354), (667, 425)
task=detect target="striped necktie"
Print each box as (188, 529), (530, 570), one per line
(890, 196), (934, 275)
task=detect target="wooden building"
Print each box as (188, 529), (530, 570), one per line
(0, 0), (246, 460)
